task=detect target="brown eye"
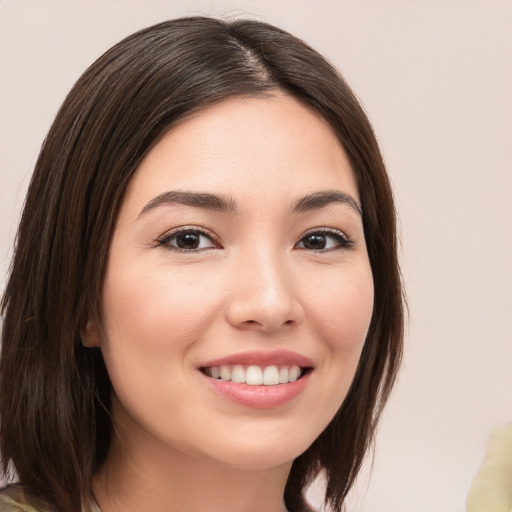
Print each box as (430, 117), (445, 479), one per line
(174, 232), (202, 249)
(301, 233), (328, 250)
(158, 229), (218, 251)
(296, 230), (352, 251)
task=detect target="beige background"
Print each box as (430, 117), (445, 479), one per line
(0, 1), (511, 511)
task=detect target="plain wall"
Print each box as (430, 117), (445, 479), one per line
(1, 1), (511, 511)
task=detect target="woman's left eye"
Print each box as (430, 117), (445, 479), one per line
(157, 228), (218, 251)
(295, 230), (353, 251)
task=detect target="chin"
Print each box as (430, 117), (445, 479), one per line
(192, 428), (316, 472)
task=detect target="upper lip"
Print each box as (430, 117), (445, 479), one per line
(199, 349), (314, 368)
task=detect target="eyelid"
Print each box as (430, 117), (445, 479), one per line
(295, 227), (353, 251)
(300, 226), (349, 239)
(156, 225), (222, 250)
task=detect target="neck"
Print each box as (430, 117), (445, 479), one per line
(92, 412), (292, 512)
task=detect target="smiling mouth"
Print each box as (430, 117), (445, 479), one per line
(200, 364), (312, 386)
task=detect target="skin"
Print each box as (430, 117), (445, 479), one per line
(85, 93), (374, 512)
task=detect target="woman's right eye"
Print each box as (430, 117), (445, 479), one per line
(157, 228), (219, 252)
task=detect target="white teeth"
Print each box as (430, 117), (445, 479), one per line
(288, 365), (300, 382)
(245, 365), (263, 385)
(263, 366), (280, 385)
(231, 365), (246, 383)
(220, 365), (231, 381)
(206, 364), (304, 385)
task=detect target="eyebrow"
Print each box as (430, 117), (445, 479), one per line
(138, 189), (362, 219)
(138, 190), (238, 218)
(291, 190), (362, 216)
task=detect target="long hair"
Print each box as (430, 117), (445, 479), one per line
(0, 17), (403, 512)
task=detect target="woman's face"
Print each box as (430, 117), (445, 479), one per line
(88, 94), (374, 470)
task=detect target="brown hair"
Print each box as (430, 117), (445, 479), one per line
(0, 16), (403, 512)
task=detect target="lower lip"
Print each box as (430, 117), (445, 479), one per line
(202, 372), (311, 409)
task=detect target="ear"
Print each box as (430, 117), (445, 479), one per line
(82, 319), (101, 348)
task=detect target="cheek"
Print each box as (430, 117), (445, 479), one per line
(309, 262), (374, 354)
(98, 262), (220, 391)
(102, 263), (213, 344)
(98, 263), (223, 427)
(294, 261), (374, 437)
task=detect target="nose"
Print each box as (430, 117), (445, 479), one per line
(224, 248), (303, 332)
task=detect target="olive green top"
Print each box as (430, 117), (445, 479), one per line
(0, 486), (101, 512)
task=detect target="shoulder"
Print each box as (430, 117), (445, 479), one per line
(0, 485), (43, 512)
(0, 486), (100, 512)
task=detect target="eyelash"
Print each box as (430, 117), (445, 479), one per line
(156, 226), (221, 252)
(295, 228), (353, 252)
(155, 226), (353, 253)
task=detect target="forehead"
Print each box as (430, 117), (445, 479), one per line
(122, 94), (359, 216)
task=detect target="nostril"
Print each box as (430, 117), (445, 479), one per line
(225, 295), (303, 332)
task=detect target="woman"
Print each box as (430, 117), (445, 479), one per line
(0, 16), (403, 512)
